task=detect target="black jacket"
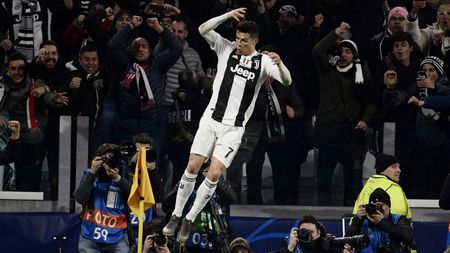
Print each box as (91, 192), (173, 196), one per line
(440, 173), (450, 210)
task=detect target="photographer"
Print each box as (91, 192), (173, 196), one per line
(347, 188), (414, 253)
(142, 218), (173, 253)
(272, 214), (329, 253)
(74, 143), (132, 253)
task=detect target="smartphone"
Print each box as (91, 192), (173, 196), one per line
(417, 70), (426, 79)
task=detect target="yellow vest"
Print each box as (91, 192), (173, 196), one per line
(353, 175), (412, 219)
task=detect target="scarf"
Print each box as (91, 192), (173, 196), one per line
(122, 63), (156, 110)
(265, 77), (286, 143)
(14, 0), (43, 62)
(26, 79), (39, 133)
(336, 60), (364, 85)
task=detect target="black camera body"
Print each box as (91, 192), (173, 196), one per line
(297, 228), (312, 242)
(101, 154), (120, 168)
(364, 201), (384, 215)
(153, 233), (167, 246)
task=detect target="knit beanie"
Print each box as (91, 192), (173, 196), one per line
(420, 56), (445, 77)
(338, 40), (358, 57)
(369, 188), (391, 207)
(375, 153), (400, 174)
(388, 7), (408, 21)
(338, 40), (364, 84)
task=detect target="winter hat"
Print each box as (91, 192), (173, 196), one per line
(375, 153), (400, 174)
(230, 237), (252, 253)
(338, 40), (358, 57)
(279, 5), (298, 16)
(420, 56), (445, 77)
(369, 188), (391, 207)
(388, 7), (408, 21)
(337, 40), (364, 84)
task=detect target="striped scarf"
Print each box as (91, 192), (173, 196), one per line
(121, 63), (156, 110)
(14, 0), (43, 62)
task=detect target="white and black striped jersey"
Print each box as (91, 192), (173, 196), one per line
(204, 36), (288, 127)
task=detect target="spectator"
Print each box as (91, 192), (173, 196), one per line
(29, 40), (70, 199)
(0, 0), (53, 62)
(163, 8), (291, 243)
(368, 7), (423, 74)
(347, 188), (414, 253)
(74, 143), (132, 253)
(157, 15), (207, 191)
(108, 15), (182, 153)
(371, 31), (421, 193)
(406, 0), (450, 75)
(65, 44), (110, 157)
(353, 153), (411, 220)
(407, 56), (450, 198)
(0, 52), (67, 191)
(312, 22), (376, 205)
(245, 76), (304, 205)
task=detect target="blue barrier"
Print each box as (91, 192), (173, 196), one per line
(0, 213), (447, 253)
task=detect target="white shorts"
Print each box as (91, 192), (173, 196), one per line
(190, 117), (245, 168)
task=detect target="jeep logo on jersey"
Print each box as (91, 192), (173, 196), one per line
(230, 64), (256, 81)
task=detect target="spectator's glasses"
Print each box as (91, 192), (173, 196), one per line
(390, 17), (405, 21)
(438, 11), (450, 16)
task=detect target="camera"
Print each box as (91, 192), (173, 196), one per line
(324, 234), (370, 249)
(296, 228), (312, 242)
(153, 233), (167, 246)
(364, 201), (384, 215)
(101, 153), (120, 168)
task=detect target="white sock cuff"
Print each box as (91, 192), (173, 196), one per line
(204, 177), (218, 187)
(182, 170), (198, 183)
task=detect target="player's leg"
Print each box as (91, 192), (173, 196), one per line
(177, 124), (244, 242)
(163, 118), (215, 236)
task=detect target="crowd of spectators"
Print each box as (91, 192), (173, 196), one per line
(1, 0), (449, 206)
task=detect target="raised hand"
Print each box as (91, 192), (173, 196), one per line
(147, 17), (164, 33)
(227, 8), (246, 22)
(131, 15), (143, 28)
(7, 120), (20, 140)
(335, 22), (351, 38)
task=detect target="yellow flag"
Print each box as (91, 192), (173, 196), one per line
(127, 147), (155, 215)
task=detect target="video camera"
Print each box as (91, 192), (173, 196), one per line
(364, 201), (384, 215)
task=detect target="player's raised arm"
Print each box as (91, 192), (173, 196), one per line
(198, 7), (246, 48)
(265, 51), (292, 86)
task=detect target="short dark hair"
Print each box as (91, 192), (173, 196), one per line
(391, 31), (413, 47)
(172, 15), (192, 32)
(40, 40), (58, 50)
(93, 143), (120, 158)
(299, 214), (326, 237)
(133, 132), (153, 145)
(7, 51), (27, 65)
(79, 44), (99, 57)
(236, 20), (259, 38)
